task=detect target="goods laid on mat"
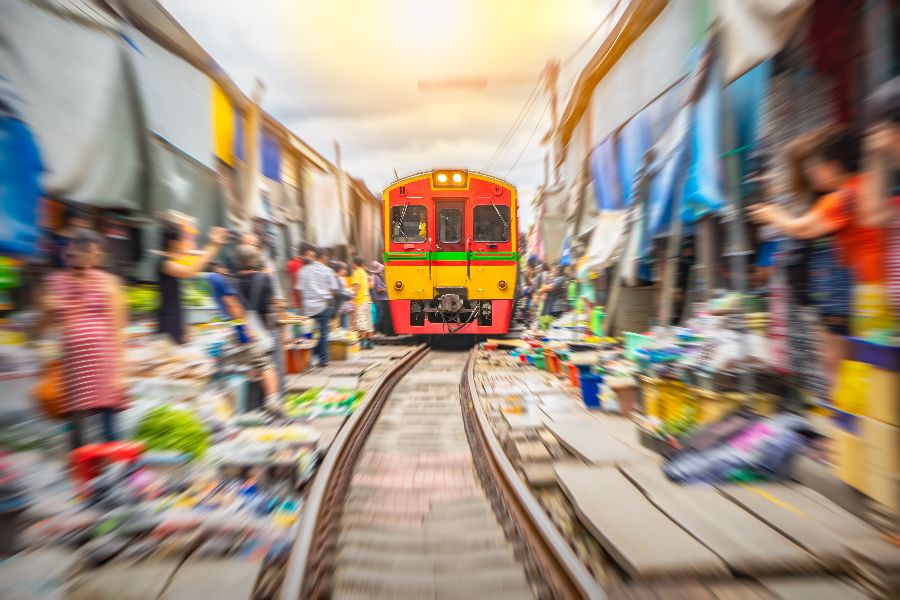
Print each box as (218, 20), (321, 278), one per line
(285, 388), (365, 419)
(8, 450), (302, 600)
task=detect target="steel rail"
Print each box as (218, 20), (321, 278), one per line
(460, 349), (605, 600)
(279, 344), (430, 600)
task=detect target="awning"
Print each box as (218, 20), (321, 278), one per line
(582, 211), (628, 271)
(1, 1), (146, 209)
(303, 169), (345, 248)
(616, 110), (652, 207)
(0, 117), (42, 255)
(126, 28), (213, 167)
(538, 186), (568, 263)
(717, 0), (814, 82)
(262, 131), (282, 182)
(681, 38), (727, 224)
(590, 137), (622, 211)
(148, 135), (224, 236)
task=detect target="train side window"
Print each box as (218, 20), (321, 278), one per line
(438, 208), (462, 243)
(390, 205), (426, 243)
(473, 205), (510, 242)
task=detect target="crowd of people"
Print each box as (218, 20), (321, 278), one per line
(36, 212), (392, 449)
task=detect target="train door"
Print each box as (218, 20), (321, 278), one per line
(435, 201), (465, 254)
(434, 200), (466, 292)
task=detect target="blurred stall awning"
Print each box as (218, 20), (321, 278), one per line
(717, 0), (814, 82)
(0, 0), (146, 209)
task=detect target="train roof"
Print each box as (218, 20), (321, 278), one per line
(382, 170), (517, 195)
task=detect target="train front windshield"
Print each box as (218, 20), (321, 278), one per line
(473, 204), (511, 242)
(390, 205), (426, 243)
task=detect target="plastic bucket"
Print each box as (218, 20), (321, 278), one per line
(534, 355), (546, 370)
(591, 308), (605, 336)
(566, 363), (580, 387)
(580, 372), (603, 409)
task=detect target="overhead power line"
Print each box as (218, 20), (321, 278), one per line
(505, 98), (551, 179)
(481, 71), (544, 173)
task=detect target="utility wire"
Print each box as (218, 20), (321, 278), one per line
(481, 73), (543, 172)
(505, 98), (551, 179)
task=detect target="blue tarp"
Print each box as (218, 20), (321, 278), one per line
(681, 41), (727, 224)
(616, 110), (652, 207)
(725, 60), (772, 199)
(589, 136), (622, 211)
(261, 131), (281, 181)
(0, 117), (42, 256)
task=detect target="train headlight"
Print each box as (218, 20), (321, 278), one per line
(394, 280), (404, 290)
(433, 170), (467, 188)
(497, 280), (507, 290)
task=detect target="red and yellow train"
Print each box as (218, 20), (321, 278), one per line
(382, 170), (518, 336)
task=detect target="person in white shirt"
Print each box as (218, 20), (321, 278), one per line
(296, 246), (339, 366)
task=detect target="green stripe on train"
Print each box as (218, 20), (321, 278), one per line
(384, 251), (518, 262)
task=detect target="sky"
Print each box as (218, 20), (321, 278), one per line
(162, 0), (611, 226)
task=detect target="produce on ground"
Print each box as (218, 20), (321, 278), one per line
(134, 405), (210, 459)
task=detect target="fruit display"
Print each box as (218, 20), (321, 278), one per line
(286, 388), (365, 418)
(127, 285), (160, 314)
(182, 279), (213, 308)
(134, 405), (211, 459)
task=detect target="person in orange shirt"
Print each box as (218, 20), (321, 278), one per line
(750, 128), (894, 337)
(751, 129), (884, 279)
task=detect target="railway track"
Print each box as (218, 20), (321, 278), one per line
(280, 346), (602, 599)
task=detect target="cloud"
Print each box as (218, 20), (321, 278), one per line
(162, 0), (610, 192)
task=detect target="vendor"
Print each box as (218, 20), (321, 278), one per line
(750, 128), (895, 338)
(157, 220), (227, 344)
(39, 229), (127, 449)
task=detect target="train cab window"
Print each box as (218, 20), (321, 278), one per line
(390, 205), (426, 243)
(438, 208), (462, 243)
(473, 205), (510, 242)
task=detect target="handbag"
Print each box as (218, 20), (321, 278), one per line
(235, 272), (275, 353)
(32, 359), (65, 419)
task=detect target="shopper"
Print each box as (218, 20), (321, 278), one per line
(350, 256), (374, 349)
(232, 244), (280, 411)
(298, 246), (339, 367)
(288, 247), (303, 308)
(39, 229), (127, 450)
(206, 262), (240, 321)
(539, 263), (569, 319)
(157, 220), (227, 344)
(331, 261), (354, 329)
(369, 261), (389, 334)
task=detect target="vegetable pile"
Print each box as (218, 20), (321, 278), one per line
(127, 285), (159, 314)
(134, 405), (210, 459)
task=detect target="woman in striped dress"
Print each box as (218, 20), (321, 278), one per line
(40, 229), (127, 449)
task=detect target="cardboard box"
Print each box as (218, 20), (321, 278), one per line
(867, 367), (900, 427)
(861, 417), (900, 512)
(829, 424), (866, 490)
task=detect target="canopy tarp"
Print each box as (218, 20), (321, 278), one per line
(681, 38), (727, 224)
(303, 169), (345, 248)
(717, 0), (814, 82)
(127, 28), (213, 167)
(616, 110), (652, 207)
(0, 117), (42, 255)
(591, 137), (622, 211)
(582, 211), (628, 272)
(538, 186), (568, 263)
(262, 131), (282, 182)
(0, 0), (146, 209)
(148, 135), (224, 235)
